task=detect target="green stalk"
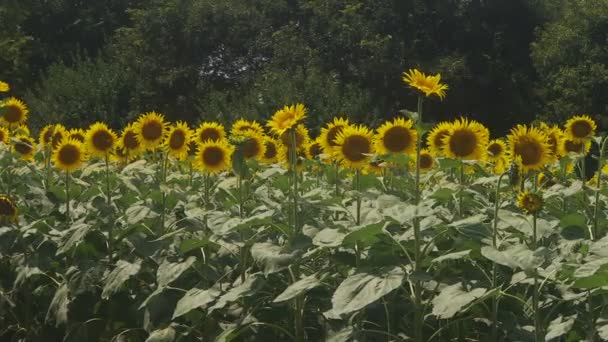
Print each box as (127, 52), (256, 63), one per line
(290, 128), (299, 235)
(188, 161), (193, 188)
(531, 173), (543, 342)
(105, 153), (113, 262)
(593, 137), (606, 240)
(355, 168), (362, 267)
(459, 162), (465, 217)
(160, 152), (168, 233)
(492, 173), (506, 341)
(413, 95), (424, 342)
(65, 171), (70, 221)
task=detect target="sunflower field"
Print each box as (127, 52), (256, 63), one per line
(0, 71), (608, 342)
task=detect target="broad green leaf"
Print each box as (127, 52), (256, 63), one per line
(209, 274), (261, 313)
(45, 284), (69, 327)
(145, 325), (176, 342)
(274, 273), (323, 303)
(328, 267), (404, 317)
(102, 260), (141, 299)
(172, 287), (221, 319)
(432, 250), (471, 263)
(179, 239), (220, 254)
(573, 264), (608, 288)
(126, 203), (155, 224)
(326, 327), (354, 342)
(545, 315), (577, 341)
(560, 213), (587, 229)
(342, 222), (385, 248)
(481, 245), (544, 271)
(312, 228), (346, 247)
(250, 242), (296, 275)
(13, 266), (43, 288)
(431, 283), (487, 319)
(157, 256), (196, 287)
(57, 222), (92, 255)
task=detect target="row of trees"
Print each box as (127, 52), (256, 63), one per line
(1, 0), (607, 134)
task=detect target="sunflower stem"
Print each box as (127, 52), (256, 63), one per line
(459, 162), (465, 218)
(413, 94), (424, 342)
(492, 172), (506, 342)
(160, 152), (168, 233)
(290, 128), (299, 235)
(65, 171), (70, 222)
(531, 172), (544, 342)
(593, 137), (606, 240)
(105, 153), (113, 262)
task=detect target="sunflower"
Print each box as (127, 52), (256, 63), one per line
(306, 139), (323, 159)
(374, 117), (417, 155)
(0, 126), (9, 145)
(230, 119), (264, 136)
(564, 115), (596, 142)
(118, 123), (143, 160)
(562, 138), (591, 156)
(12, 134), (36, 160)
(260, 137), (280, 164)
(0, 195), (17, 222)
(486, 139), (508, 174)
(164, 122), (192, 160)
(280, 124), (310, 150)
(195, 121), (226, 144)
(193, 139), (234, 174)
(68, 128), (86, 143)
(319, 117), (350, 156)
(39, 124), (56, 148)
(517, 192), (543, 215)
(426, 121), (452, 157)
(277, 144), (308, 170)
(1, 97), (29, 127)
(507, 125), (551, 173)
(442, 118), (489, 160)
(334, 125), (374, 169)
(418, 149), (435, 172)
(85, 122), (117, 158)
(363, 159), (386, 176)
(50, 124), (68, 150)
(53, 138), (87, 173)
(402, 69), (448, 100)
(540, 123), (565, 159)
(233, 131), (266, 160)
(0, 81), (9, 92)
(267, 103), (307, 136)
(135, 111), (169, 150)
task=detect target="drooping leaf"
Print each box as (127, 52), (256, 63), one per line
(102, 260), (141, 299)
(45, 284), (69, 326)
(432, 250), (471, 263)
(209, 274), (261, 313)
(342, 222), (385, 248)
(126, 203), (155, 224)
(157, 256), (196, 287)
(145, 325), (176, 342)
(481, 245), (544, 271)
(274, 273), (323, 303)
(250, 242), (296, 275)
(312, 228), (346, 247)
(545, 315), (577, 341)
(431, 283), (487, 319)
(172, 287), (221, 319)
(327, 267), (404, 317)
(179, 239), (220, 254)
(56, 221), (92, 255)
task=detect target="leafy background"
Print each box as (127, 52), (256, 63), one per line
(1, 0), (607, 132)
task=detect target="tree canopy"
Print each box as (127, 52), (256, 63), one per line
(1, 0), (606, 134)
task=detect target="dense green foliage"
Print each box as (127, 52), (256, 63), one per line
(2, 0), (606, 132)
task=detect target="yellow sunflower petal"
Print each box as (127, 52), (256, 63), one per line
(334, 125), (374, 169)
(266, 103), (307, 136)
